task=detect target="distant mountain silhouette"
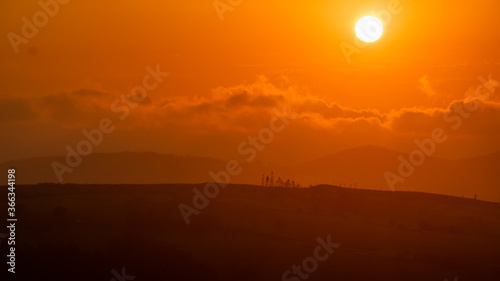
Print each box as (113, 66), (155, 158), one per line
(0, 152), (260, 185)
(273, 146), (500, 202)
(2, 146), (499, 202)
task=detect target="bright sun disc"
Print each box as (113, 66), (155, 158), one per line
(355, 16), (383, 43)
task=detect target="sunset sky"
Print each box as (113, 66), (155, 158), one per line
(1, 0), (500, 166)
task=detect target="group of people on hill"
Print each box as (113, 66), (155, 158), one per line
(261, 172), (301, 188)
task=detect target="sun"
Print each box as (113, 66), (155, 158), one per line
(355, 16), (384, 43)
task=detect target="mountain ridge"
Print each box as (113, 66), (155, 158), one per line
(2, 146), (499, 202)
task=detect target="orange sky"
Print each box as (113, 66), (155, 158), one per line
(1, 0), (500, 165)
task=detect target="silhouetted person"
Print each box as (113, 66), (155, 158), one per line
(266, 176), (269, 187)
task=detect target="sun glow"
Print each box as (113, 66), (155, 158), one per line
(355, 16), (384, 42)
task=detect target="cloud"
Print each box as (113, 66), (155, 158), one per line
(112, 76), (497, 155)
(0, 97), (37, 122)
(419, 74), (437, 97)
(1, 75), (499, 163)
(26, 75), (497, 140)
(40, 89), (112, 126)
(72, 89), (107, 97)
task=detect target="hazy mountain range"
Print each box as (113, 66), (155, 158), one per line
(2, 146), (499, 202)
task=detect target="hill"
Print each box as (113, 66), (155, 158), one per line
(8, 183), (500, 281)
(274, 146), (500, 202)
(2, 146), (499, 201)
